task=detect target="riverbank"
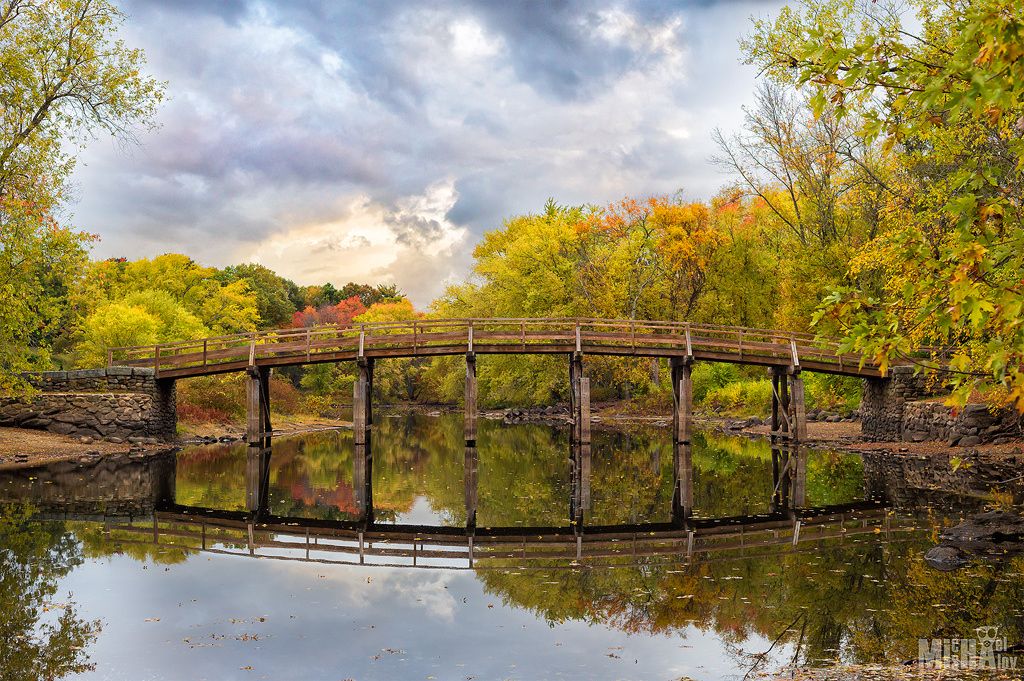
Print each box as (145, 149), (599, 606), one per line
(177, 413), (352, 443)
(0, 427), (174, 472)
(4, 399), (1022, 472)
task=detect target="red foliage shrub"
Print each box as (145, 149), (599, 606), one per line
(178, 403), (232, 424)
(291, 296), (366, 328)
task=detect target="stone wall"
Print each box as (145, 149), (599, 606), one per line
(860, 365), (934, 441)
(901, 401), (1021, 446)
(0, 368), (176, 442)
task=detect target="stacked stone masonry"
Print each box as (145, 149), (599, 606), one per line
(901, 401), (1022, 446)
(0, 368), (176, 442)
(860, 365), (934, 441)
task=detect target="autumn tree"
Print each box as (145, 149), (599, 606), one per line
(290, 295), (366, 328)
(578, 195), (723, 321)
(0, 0), (163, 391)
(745, 0), (1024, 409)
(71, 254), (258, 346)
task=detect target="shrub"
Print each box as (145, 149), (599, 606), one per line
(177, 403), (232, 424)
(177, 375), (245, 420)
(703, 379), (773, 417)
(178, 372), (303, 423)
(269, 375), (302, 414)
(692, 362), (740, 403)
(804, 373), (860, 413)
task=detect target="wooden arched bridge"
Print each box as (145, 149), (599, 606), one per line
(107, 318), (888, 446)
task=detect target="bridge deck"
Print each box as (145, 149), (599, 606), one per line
(108, 318), (885, 378)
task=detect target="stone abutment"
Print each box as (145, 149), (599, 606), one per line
(0, 368), (176, 443)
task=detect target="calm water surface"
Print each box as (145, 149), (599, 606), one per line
(1, 413), (1021, 680)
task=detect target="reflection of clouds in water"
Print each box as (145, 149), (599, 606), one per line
(391, 571), (457, 622)
(273, 559), (457, 621)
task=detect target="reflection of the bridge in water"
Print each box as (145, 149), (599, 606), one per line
(99, 438), (902, 570)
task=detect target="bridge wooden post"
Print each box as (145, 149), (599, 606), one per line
(770, 367), (791, 444)
(245, 445), (271, 516)
(579, 375), (591, 444)
(245, 366), (271, 445)
(465, 352), (477, 443)
(568, 354), (578, 444)
(353, 359), (372, 445)
(570, 442), (591, 528)
(791, 447), (807, 508)
(364, 358), (374, 426)
(670, 358), (693, 444)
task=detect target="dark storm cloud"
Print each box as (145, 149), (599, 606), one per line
(72, 0), (787, 302)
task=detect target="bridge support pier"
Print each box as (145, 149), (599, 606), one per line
(353, 359), (373, 445)
(465, 353), (477, 443)
(670, 358), (693, 444)
(672, 441), (693, 523)
(354, 435), (372, 524)
(569, 353), (591, 444)
(570, 443), (591, 529)
(770, 368), (807, 444)
(465, 444), (478, 530)
(245, 366), (271, 445)
(245, 445), (271, 517)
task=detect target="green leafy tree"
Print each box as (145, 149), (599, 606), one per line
(219, 263), (300, 329)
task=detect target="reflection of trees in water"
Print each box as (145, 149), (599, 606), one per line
(172, 414), (866, 527)
(476, 534), (1024, 667)
(0, 504), (102, 680)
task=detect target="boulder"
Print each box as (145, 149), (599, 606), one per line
(924, 546), (970, 572)
(925, 511), (1024, 572)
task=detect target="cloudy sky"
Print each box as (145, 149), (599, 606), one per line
(73, 0), (786, 306)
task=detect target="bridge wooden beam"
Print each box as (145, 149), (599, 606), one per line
(465, 352), (477, 443)
(245, 366), (271, 445)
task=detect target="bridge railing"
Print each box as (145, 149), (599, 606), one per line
(106, 317), (872, 376)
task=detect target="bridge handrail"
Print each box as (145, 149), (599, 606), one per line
(108, 318), (823, 354)
(104, 316), (890, 377)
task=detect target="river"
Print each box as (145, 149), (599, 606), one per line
(1, 413), (1020, 680)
